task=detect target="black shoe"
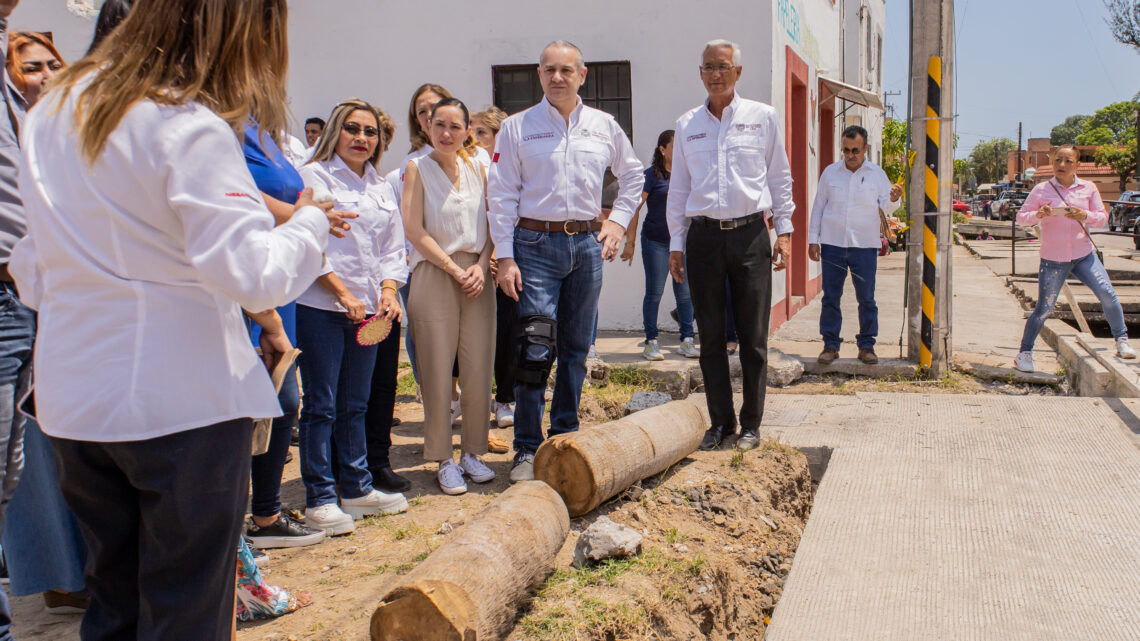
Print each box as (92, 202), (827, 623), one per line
(291, 426), (300, 446)
(372, 466), (412, 493)
(736, 428), (760, 451)
(391, 417), (402, 427)
(246, 514), (326, 549)
(670, 308), (679, 323)
(699, 425), (732, 451)
(284, 450), (293, 464)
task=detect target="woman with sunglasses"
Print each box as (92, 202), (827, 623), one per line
(402, 98), (496, 495)
(296, 100), (408, 533)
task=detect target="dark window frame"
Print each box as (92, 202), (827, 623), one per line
(491, 60), (633, 142)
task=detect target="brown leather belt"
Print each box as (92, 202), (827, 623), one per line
(517, 217), (602, 234)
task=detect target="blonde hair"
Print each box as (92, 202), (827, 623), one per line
(472, 106), (507, 135)
(7, 32), (66, 95)
(50, 0), (291, 165)
(407, 83), (452, 153)
(308, 99), (393, 169)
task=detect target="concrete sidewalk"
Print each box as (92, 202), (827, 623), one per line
(770, 246), (1060, 378)
(749, 392), (1140, 640)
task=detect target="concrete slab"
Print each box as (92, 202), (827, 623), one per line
(758, 393), (1140, 641)
(772, 246), (1059, 376)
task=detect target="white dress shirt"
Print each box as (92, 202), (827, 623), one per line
(281, 133), (311, 168)
(808, 160), (900, 249)
(11, 85), (329, 442)
(297, 155), (408, 314)
(666, 93), (795, 252)
(487, 97), (644, 259)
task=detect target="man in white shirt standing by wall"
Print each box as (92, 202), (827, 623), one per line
(490, 40), (643, 482)
(808, 125), (902, 366)
(667, 39), (794, 453)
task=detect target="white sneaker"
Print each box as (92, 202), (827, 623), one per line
(1014, 351), (1035, 373)
(450, 396), (462, 425)
(587, 345), (600, 360)
(341, 489), (408, 519)
(459, 452), (496, 483)
(679, 337), (700, 359)
(304, 504), (355, 535)
(1118, 338), (1137, 359)
(438, 459), (467, 495)
(494, 402), (515, 427)
(509, 452), (535, 483)
(642, 339), (665, 361)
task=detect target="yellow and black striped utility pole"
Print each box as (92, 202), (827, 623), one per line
(906, 0), (955, 375)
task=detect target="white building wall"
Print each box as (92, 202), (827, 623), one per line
(11, 0), (885, 332)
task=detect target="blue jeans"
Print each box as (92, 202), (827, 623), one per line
(399, 283), (419, 383)
(249, 362), (299, 517)
(0, 281), (34, 640)
(2, 418), (86, 596)
(819, 244), (879, 350)
(1020, 252), (1126, 352)
(296, 305), (376, 507)
(641, 238), (694, 340)
(512, 228), (603, 454)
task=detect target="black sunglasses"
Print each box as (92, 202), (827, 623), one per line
(342, 122), (380, 138)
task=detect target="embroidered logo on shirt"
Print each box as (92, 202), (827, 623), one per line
(575, 128), (611, 143)
(225, 192), (253, 199)
(686, 132), (708, 142)
(523, 132), (557, 142)
(734, 123), (764, 132)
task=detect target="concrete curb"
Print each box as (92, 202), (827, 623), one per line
(1041, 319), (1114, 396)
(1074, 333), (1140, 398)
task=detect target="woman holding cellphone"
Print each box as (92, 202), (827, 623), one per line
(402, 98), (496, 496)
(1014, 145), (1135, 372)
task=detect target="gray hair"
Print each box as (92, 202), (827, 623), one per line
(701, 39), (742, 67)
(540, 40), (585, 70)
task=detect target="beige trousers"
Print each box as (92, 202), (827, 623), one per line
(409, 252), (495, 461)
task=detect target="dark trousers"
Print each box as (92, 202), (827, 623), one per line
(686, 219), (772, 431)
(819, 244), (879, 350)
(494, 289), (518, 404)
(249, 362), (299, 518)
(51, 419), (254, 641)
(364, 318), (401, 471)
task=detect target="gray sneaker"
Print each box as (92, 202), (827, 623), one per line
(642, 339), (665, 361)
(438, 459), (467, 495)
(509, 452), (535, 483)
(736, 429), (760, 451)
(679, 338), (700, 358)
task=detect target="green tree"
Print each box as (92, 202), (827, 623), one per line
(881, 118), (907, 184)
(1050, 115), (1090, 145)
(953, 158), (974, 195)
(1095, 145), (1138, 193)
(1103, 1), (1140, 169)
(967, 138), (1016, 183)
(1075, 101), (1138, 145)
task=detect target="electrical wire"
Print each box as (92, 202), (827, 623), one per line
(1073, 0), (1122, 96)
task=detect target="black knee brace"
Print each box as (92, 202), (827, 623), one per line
(514, 314), (557, 386)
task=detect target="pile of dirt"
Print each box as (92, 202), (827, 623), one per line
(510, 441), (814, 641)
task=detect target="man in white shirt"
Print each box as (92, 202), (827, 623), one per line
(808, 125), (902, 366)
(667, 39), (794, 452)
(489, 40), (643, 482)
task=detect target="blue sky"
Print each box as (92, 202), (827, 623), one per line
(883, 0), (1139, 159)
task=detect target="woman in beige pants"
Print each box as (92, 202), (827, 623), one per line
(402, 97), (496, 495)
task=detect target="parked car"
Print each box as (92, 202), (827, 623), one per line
(1108, 190), (1140, 232)
(952, 199), (970, 214)
(993, 190), (1030, 221)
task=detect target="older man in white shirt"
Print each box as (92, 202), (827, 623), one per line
(489, 40), (643, 482)
(667, 39), (794, 453)
(808, 125), (902, 366)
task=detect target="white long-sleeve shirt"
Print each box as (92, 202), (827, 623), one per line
(666, 93), (795, 252)
(297, 155), (408, 314)
(808, 160), (900, 248)
(11, 83), (329, 442)
(487, 97), (644, 259)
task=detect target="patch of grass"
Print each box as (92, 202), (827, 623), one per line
(407, 494), (425, 508)
(760, 437), (798, 456)
(520, 597), (650, 641)
(729, 449), (745, 468)
(396, 370), (417, 396)
(664, 527), (688, 545)
(608, 365), (657, 388)
(685, 554), (707, 577)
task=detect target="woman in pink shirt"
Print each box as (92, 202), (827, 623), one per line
(1014, 145), (1134, 372)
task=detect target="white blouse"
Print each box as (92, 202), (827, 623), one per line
(297, 156), (408, 314)
(10, 82), (329, 442)
(408, 154), (488, 270)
